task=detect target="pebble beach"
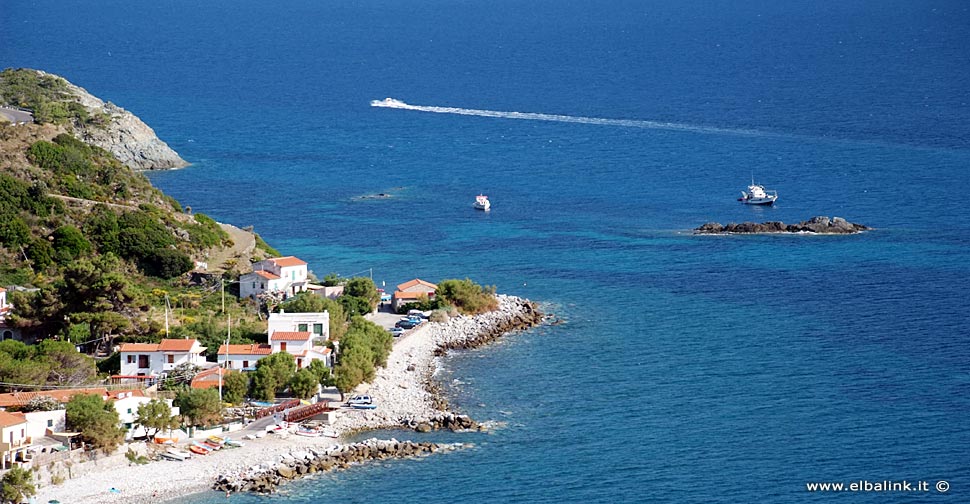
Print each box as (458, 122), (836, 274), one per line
(34, 295), (540, 504)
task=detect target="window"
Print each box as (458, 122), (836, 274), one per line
(127, 355), (135, 364)
(167, 355), (175, 364)
(280, 342), (287, 352)
(297, 359), (302, 368)
(298, 323), (308, 332)
(138, 355), (150, 368)
(313, 323), (323, 335)
(127, 408), (132, 414)
(243, 360), (249, 368)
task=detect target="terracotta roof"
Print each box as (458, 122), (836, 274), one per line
(217, 343), (273, 356)
(159, 339), (200, 352)
(0, 411), (27, 428)
(252, 270), (280, 280)
(269, 256), (307, 267)
(191, 367), (235, 389)
(0, 388), (109, 408)
(271, 331), (312, 341)
(118, 343), (160, 353)
(393, 290), (434, 300)
(106, 389), (146, 400)
(396, 278), (438, 291)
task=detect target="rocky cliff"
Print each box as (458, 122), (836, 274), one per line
(40, 70), (189, 170)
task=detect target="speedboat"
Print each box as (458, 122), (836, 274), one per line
(739, 179), (778, 205)
(473, 194), (491, 211)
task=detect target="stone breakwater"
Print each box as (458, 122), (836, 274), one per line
(213, 438), (467, 494)
(695, 216), (870, 235)
(332, 295), (543, 434)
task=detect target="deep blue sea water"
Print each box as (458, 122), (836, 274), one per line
(4, 0), (970, 502)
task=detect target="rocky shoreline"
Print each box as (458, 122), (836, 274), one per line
(695, 216), (870, 235)
(219, 295), (543, 495)
(213, 438), (468, 494)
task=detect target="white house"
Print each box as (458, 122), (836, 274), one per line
(0, 287), (18, 341)
(270, 331), (332, 369)
(0, 411), (30, 469)
(239, 256), (309, 299)
(107, 389), (179, 440)
(23, 410), (66, 439)
(118, 339), (207, 377)
(268, 310), (330, 342)
(216, 343), (273, 370)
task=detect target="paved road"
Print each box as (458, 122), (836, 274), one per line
(0, 106), (33, 124)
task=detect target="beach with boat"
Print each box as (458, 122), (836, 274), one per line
(34, 296), (540, 504)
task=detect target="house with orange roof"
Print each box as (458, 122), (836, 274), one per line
(118, 338), (207, 377)
(0, 410), (30, 469)
(0, 388), (110, 410)
(216, 343), (273, 370)
(239, 256), (309, 299)
(392, 278), (438, 311)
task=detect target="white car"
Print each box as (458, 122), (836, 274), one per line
(347, 395), (372, 406)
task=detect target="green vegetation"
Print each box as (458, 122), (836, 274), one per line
(0, 339), (97, 390)
(251, 352), (295, 400)
(135, 398), (177, 439)
(288, 368), (319, 399)
(0, 68), (92, 125)
(65, 393), (126, 454)
(436, 278), (498, 314)
(332, 316), (392, 396)
(0, 466), (36, 504)
(222, 371), (250, 405)
(254, 232), (280, 257)
(174, 387), (223, 428)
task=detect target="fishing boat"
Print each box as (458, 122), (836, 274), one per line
(473, 194), (491, 211)
(738, 179), (778, 205)
(295, 428), (321, 437)
(224, 438), (245, 448)
(351, 403), (377, 410)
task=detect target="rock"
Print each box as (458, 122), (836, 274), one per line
(277, 466), (296, 479)
(415, 422), (432, 433)
(695, 217), (869, 235)
(35, 70), (189, 170)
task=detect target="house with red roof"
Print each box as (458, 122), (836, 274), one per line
(239, 256), (309, 299)
(391, 278), (438, 311)
(216, 343), (273, 371)
(118, 338), (207, 377)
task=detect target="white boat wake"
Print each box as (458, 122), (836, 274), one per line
(370, 97), (766, 137)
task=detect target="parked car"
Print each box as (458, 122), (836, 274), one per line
(347, 395), (372, 406)
(389, 327), (405, 337)
(395, 319), (418, 329)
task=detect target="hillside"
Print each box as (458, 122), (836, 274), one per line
(0, 68), (187, 170)
(0, 69), (276, 364)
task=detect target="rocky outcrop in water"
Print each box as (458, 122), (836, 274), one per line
(213, 439), (467, 494)
(695, 216), (870, 235)
(39, 70), (189, 170)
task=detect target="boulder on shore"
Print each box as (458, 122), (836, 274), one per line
(695, 217), (869, 235)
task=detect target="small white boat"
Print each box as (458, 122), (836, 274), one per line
(162, 448), (191, 461)
(739, 179), (778, 205)
(473, 194), (491, 211)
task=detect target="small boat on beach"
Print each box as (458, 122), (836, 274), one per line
(473, 194), (491, 211)
(224, 438), (245, 448)
(161, 448), (191, 461)
(738, 178), (778, 205)
(351, 403), (377, 410)
(189, 445), (209, 456)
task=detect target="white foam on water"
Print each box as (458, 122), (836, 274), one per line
(370, 97), (768, 137)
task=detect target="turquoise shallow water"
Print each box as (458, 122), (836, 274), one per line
(4, 0), (970, 501)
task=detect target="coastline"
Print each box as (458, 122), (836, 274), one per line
(34, 295), (541, 504)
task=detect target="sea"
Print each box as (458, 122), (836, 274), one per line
(3, 0), (969, 502)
